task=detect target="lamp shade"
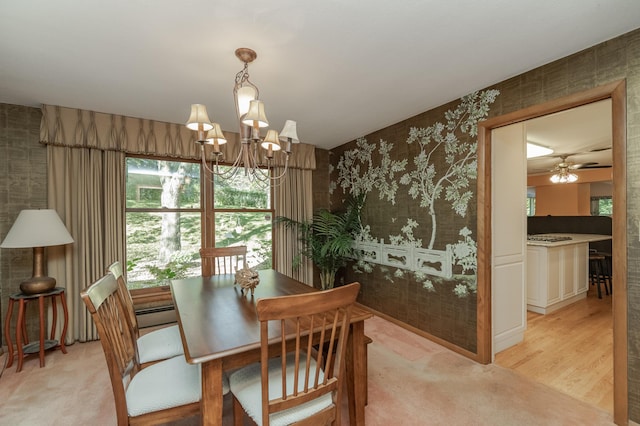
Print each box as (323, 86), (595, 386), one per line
(205, 123), (228, 145)
(185, 104), (213, 131)
(242, 100), (269, 128)
(261, 130), (281, 151)
(279, 120), (299, 143)
(235, 85), (258, 118)
(1, 209), (74, 248)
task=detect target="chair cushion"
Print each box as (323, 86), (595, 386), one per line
(126, 355), (230, 417)
(229, 354), (332, 426)
(137, 324), (184, 364)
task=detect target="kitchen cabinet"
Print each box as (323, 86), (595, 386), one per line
(526, 234), (611, 314)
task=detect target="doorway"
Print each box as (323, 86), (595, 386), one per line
(475, 81), (628, 425)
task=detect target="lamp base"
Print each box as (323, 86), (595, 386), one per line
(20, 276), (56, 295)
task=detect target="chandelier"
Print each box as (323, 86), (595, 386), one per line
(549, 156), (578, 183)
(186, 48), (299, 185)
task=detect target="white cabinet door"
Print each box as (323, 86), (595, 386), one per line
(492, 123), (527, 356)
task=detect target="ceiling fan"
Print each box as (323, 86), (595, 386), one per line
(549, 155), (579, 183)
(551, 149), (612, 171)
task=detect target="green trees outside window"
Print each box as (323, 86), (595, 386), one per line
(125, 159), (273, 289)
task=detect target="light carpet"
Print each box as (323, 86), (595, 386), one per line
(0, 316), (613, 425)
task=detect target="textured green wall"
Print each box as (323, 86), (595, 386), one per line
(0, 104), (47, 348)
(328, 28), (640, 420)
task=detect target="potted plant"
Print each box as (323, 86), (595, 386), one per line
(278, 196), (363, 289)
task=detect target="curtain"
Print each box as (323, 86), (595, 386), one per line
(274, 167), (314, 286)
(47, 146), (125, 342)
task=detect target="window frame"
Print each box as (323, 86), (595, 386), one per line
(202, 166), (276, 266)
(125, 155), (277, 303)
(125, 154), (204, 301)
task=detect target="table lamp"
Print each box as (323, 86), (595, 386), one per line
(0, 209), (74, 295)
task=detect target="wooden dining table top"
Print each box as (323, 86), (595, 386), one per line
(170, 269), (372, 365)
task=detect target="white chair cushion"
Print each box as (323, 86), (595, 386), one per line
(229, 353), (332, 426)
(126, 355), (230, 417)
(137, 324), (184, 364)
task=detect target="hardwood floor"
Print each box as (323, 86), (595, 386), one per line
(495, 285), (613, 413)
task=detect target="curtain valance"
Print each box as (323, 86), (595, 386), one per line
(40, 104), (316, 170)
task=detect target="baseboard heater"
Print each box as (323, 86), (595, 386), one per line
(135, 305), (177, 329)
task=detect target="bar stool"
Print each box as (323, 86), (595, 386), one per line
(589, 253), (609, 299)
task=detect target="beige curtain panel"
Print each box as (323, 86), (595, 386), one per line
(274, 167), (314, 286)
(40, 104), (316, 169)
(47, 147), (125, 343)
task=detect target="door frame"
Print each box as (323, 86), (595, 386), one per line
(476, 80), (627, 425)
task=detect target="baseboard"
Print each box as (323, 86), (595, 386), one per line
(136, 305), (177, 328)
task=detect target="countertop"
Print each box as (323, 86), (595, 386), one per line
(526, 233), (612, 247)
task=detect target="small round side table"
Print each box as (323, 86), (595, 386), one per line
(3, 287), (69, 372)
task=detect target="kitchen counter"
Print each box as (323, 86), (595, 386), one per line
(526, 233), (611, 314)
(527, 233), (612, 247)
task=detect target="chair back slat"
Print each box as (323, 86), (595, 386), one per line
(81, 272), (139, 424)
(256, 282), (360, 425)
(200, 245), (247, 276)
(107, 261), (139, 339)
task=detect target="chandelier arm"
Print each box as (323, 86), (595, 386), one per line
(268, 156), (290, 181)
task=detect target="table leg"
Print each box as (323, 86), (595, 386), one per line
(201, 358), (223, 426)
(39, 295), (46, 367)
(4, 299), (15, 368)
(51, 294), (58, 340)
(346, 320), (366, 426)
(16, 300), (26, 372)
(59, 291), (69, 353)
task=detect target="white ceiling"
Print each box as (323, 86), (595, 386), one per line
(526, 99), (612, 175)
(1, 1), (639, 150)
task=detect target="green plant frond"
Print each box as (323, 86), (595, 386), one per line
(276, 194), (364, 285)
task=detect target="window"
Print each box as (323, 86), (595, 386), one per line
(526, 197), (536, 217)
(211, 167), (273, 270)
(591, 196), (613, 216)
(125, 159), (275, 290)
(125, 158), (202, 289)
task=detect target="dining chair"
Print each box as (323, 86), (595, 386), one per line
(229, 282), (360, 426)
(81, 272), (229, 425)
(107, 261), (183, 365)
(200, 245), (247, 276)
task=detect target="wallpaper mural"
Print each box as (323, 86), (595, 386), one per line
(329, 89), (498, 350)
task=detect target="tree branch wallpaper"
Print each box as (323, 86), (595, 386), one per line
(329, 90), (499, 351)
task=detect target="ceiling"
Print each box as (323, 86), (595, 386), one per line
(1, 1), (639, 150)
(526, 99), (612, 175)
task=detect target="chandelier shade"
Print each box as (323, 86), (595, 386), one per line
(235, 85), (258, 117)
(186, 47), (298, 185)
(261, 130), (281, 153)
(242, 100), (269, 128)
(186, 104), (213, 131)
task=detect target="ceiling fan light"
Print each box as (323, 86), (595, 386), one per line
(550, 170), (578, 184)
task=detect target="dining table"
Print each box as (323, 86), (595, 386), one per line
(170, 269), (373, 425)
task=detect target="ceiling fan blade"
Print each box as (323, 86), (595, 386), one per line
(580, 164), (611, 169)
(571, 162), (598, 169)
